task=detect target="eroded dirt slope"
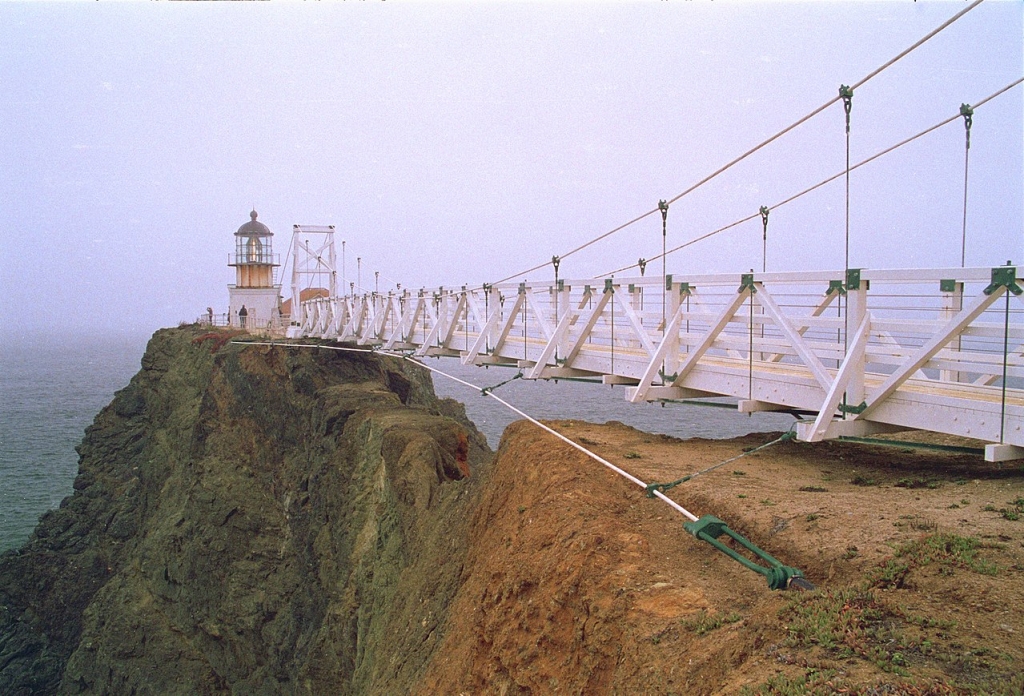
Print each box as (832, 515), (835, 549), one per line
(420, 419), (1024, 695)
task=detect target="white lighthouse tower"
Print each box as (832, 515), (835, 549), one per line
(228, 210), (281, 331)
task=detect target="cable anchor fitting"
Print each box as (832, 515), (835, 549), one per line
(551, 255), (560, 275)
(638, 258), (647, 276)
(480, 371), (524, 396)
(684, 515), (810, 591)
(960, 103), (974, 150)
(759, 205), (770, 241)
(839, 85), (854, 133)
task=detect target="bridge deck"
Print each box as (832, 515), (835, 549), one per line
(294, 266), (1024, 461)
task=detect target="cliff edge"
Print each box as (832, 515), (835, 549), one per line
(0, 327), (489, 694)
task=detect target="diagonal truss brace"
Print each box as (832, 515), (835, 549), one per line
(858, 284), (1012, 419)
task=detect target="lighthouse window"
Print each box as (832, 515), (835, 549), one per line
(246, 237), (263, 263)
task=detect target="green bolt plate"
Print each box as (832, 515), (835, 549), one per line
(846, 268), (862, 290)
(985, 266), (1022, 296)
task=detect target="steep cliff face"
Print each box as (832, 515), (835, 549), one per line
(0, 327), (489, 695)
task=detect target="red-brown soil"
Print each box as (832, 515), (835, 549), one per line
(418, 419), (1024, 695)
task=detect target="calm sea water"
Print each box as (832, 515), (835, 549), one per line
(0, 332), (148, 553)
(428, 357), (794, 446)
(0, 335), (794, 553)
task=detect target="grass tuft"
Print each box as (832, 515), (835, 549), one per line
(682, 609), (742, 636)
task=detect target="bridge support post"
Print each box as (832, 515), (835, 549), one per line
(845, 269), (867, 407)
(663, 278), (686, 379)
(939, 279), (965, 383)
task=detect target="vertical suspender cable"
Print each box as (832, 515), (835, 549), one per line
(552, 256), (561, 327)
(610, 282), (616, 374)
(839, 84), (854, 399)
(959, 103), (974, 267)
(840, 84), (854, 303)
(522, 288), (528, 360)
(759, 206), (769, 274)
(748, 282), (754, 401)
(1000, 282), (1011, 444)
(659, 200), (669, 334)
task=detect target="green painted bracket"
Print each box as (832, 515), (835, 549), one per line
(684, 514), (806, 591)
(665, 274), (694, 294)
(658, 368), (678, 384)
(846, 268), (863, 291)
(604, 278), (615, 293)
(826, 280), (847, 297)
(738, 273), (757, 294)
(985, 266), (1022, 296)
(838, 401), (867, 415)
(939, 279), (960, 293)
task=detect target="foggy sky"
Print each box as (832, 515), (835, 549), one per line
(1, 1), (1021, 340)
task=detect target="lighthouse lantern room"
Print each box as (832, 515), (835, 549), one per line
(228, 210), (282, 330)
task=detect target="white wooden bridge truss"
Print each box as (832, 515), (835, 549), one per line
(294, 265), (1024, 462)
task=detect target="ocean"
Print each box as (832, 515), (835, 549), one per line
(0, 333), (794, 553)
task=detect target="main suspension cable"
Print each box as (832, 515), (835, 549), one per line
(492, 0), (984, 285)
(599, 76), (1022, 278)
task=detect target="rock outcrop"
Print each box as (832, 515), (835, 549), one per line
(0, 327), (489, 695)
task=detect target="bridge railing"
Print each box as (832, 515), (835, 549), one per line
(298, 265), (1023, 461)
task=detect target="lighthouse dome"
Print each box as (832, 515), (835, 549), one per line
(235, 210), (272, 237)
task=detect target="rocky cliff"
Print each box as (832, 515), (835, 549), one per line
(0, 327), (490, 695)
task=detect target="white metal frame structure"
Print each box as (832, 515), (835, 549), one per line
(296, 265), (1024, 462)
(289, 225), (338, 331)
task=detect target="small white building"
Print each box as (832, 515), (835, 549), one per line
(228, 210), (282, 331)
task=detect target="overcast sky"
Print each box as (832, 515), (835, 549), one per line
(1, 1), (1021, 339)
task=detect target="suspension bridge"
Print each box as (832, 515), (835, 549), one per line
(262, 2), (1023, 464)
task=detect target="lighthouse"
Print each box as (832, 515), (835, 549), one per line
(228, 210), (282, 331)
